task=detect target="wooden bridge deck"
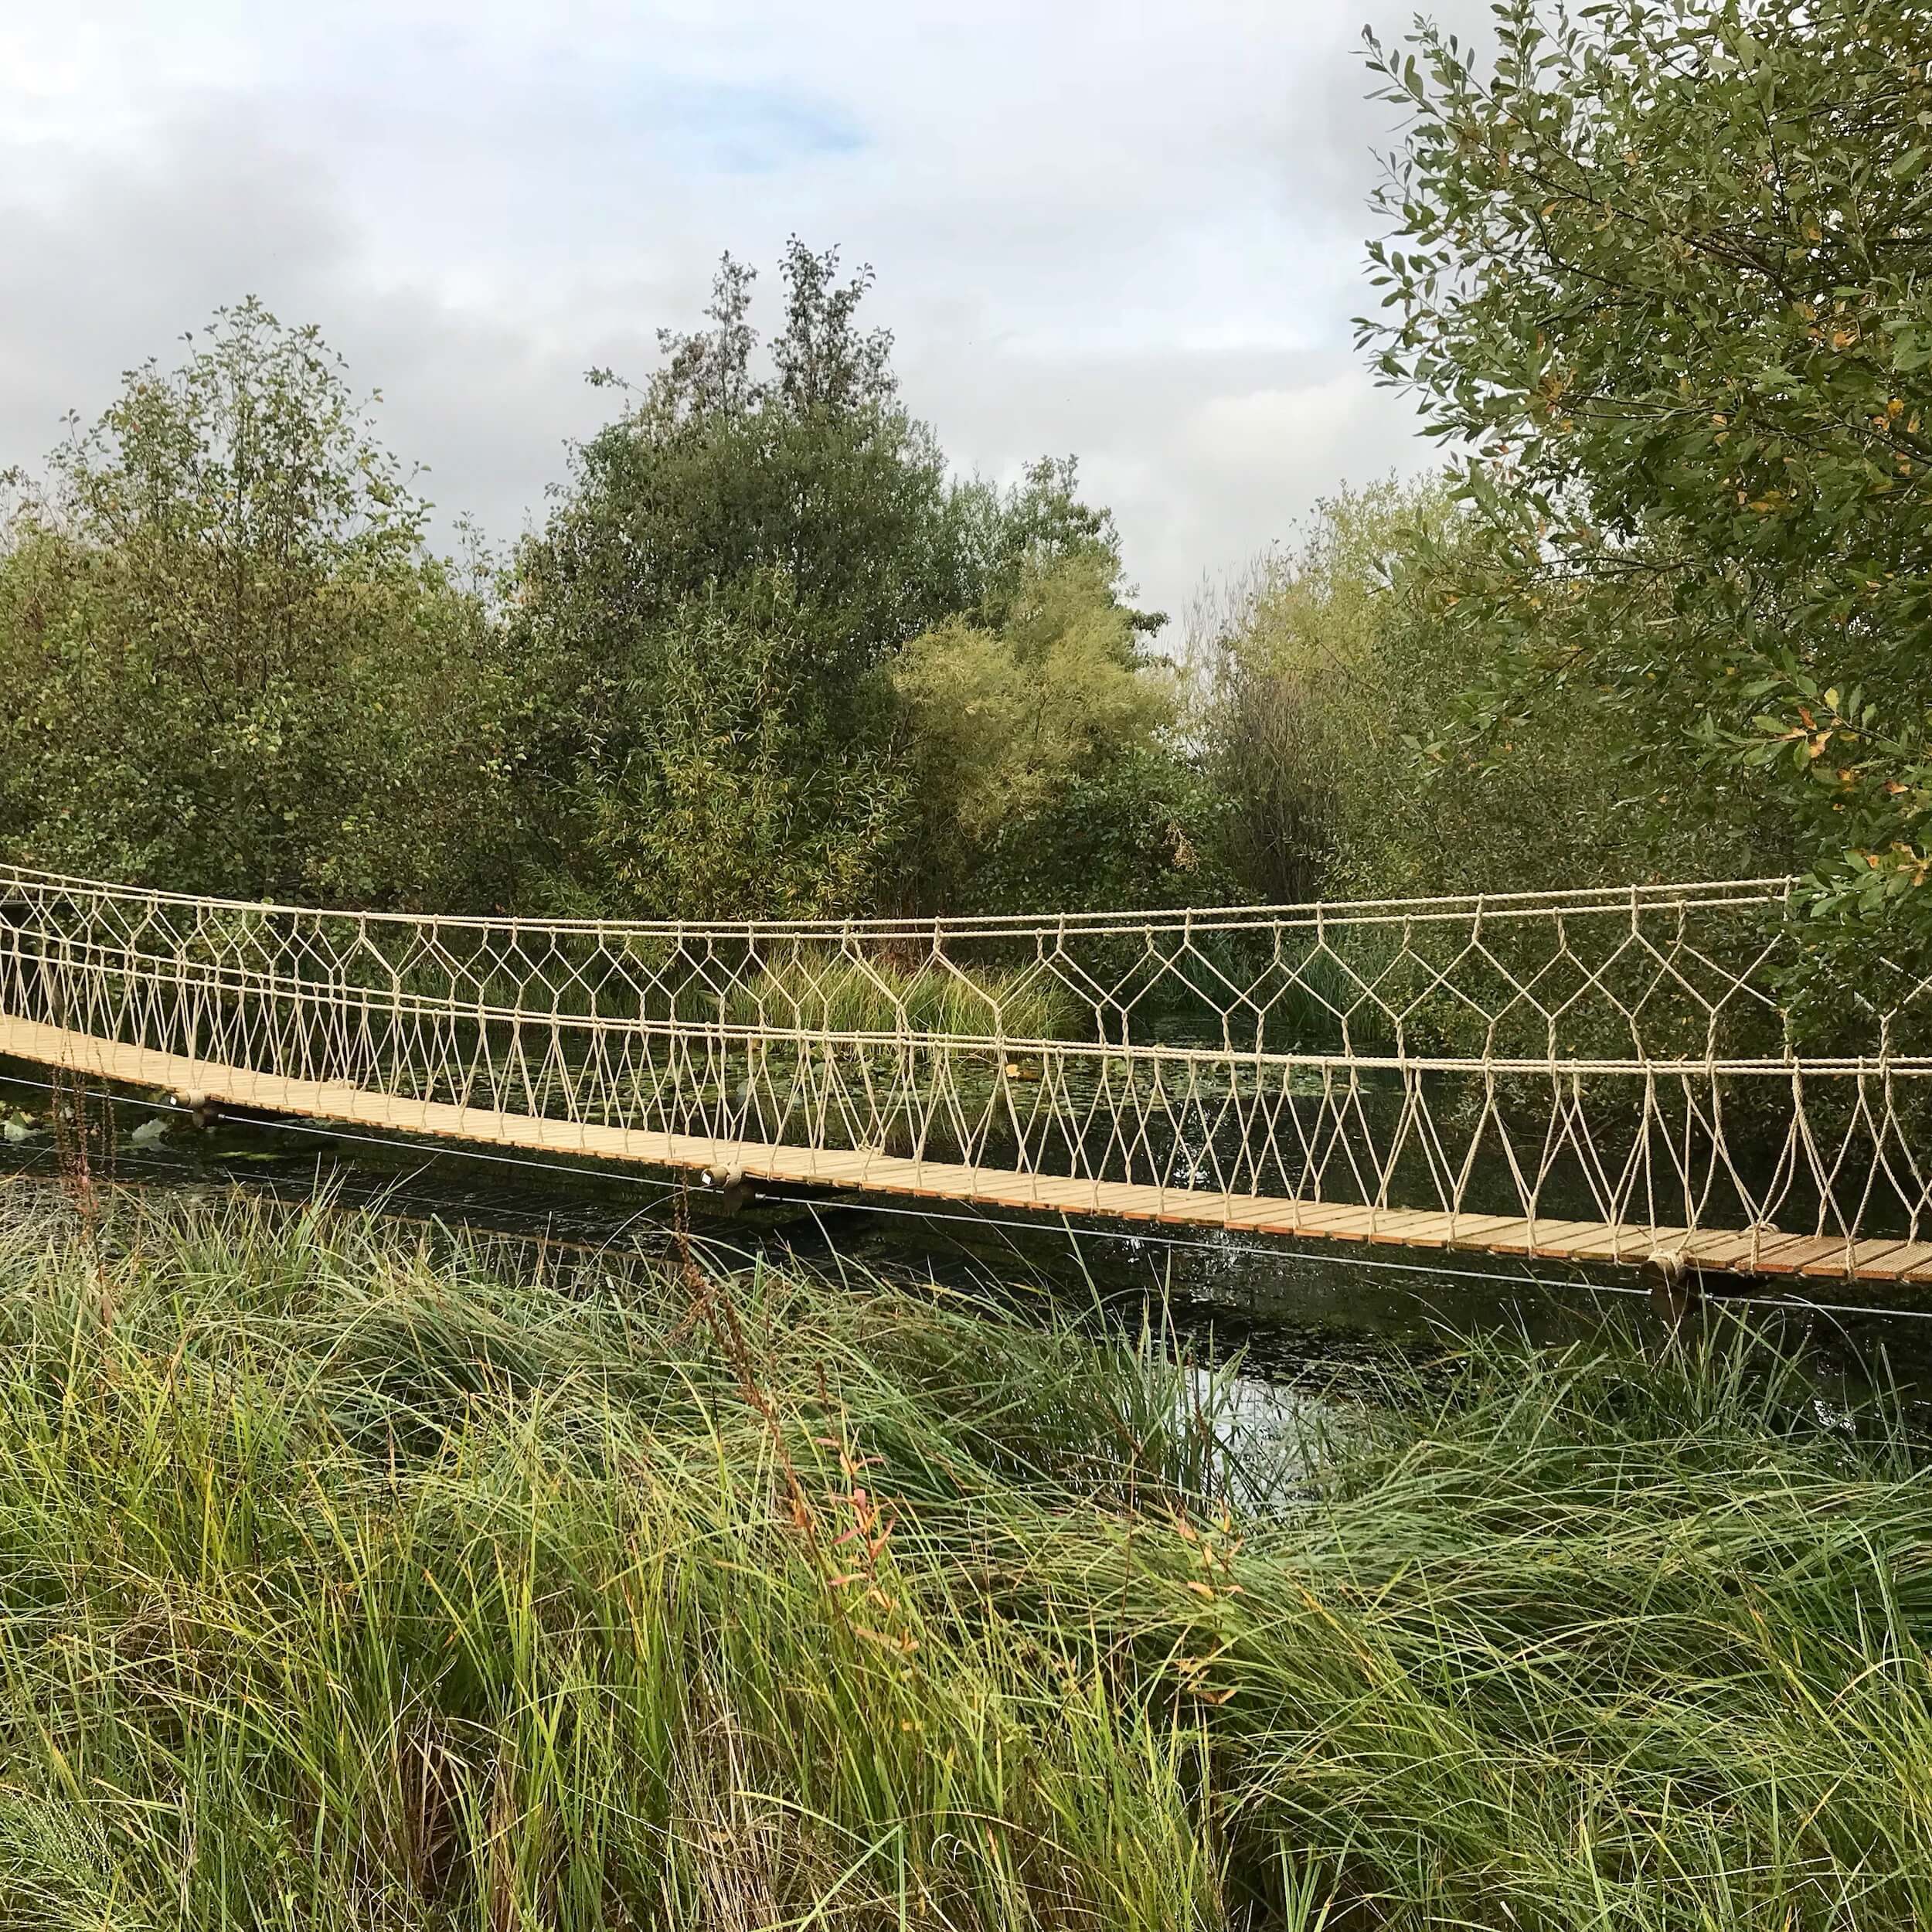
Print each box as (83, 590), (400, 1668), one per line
(5, 1013), (1928, 1285)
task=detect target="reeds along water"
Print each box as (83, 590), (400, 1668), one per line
(0, 1188), (1930, 1928)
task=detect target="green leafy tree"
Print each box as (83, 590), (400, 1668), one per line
(1361, 0), (1932, 918)
(894, 553), (1206, 910)
(534, 243), (976, 675)
(575, 577), (909, 919)
(0, 299), (517, 906)
(511, 243), (987, 912)
(1189, 478), (1794, 902)
(512, 243), (1147, 916)
(895, 553), (1174, 843)
(970, 746), (1222, 913)
(1189, 480), (1456, 903)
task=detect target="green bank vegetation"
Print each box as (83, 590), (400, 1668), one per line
(0, 253), (1201, 923)
(0, 1189), (1923, 1927)
(718, 950), (1079, 1043)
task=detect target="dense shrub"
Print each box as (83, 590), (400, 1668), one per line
(0, 300), (520, 909)
(1189, 478), (1801, 902)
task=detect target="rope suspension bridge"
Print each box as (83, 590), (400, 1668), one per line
(3, 863), (1931, 1284)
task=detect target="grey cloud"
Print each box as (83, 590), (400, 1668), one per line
(1, 4), (1486, 614)
(0, 114), (349, 461)
(0, 110), (662, 550)
(900, 334), (1434, 620)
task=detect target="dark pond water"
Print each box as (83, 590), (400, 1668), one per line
(5, 1066), (1932, 1412)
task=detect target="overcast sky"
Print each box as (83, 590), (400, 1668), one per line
(0, 1), (1495, 623)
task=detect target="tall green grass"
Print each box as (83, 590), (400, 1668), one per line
(715, 948), (1080, 1042)
(0, 1188), (1927, 1927)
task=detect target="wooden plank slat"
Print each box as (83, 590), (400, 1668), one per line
(1221, 1196), (1314, 1230)
(1284, 1204), (1376, 1237)
(1658, 1227), (1788, 1270)
(1522, 1217), (1636, 1260)
(1738, 1236), (1861, 1278)
(1018, 1177), (1119, 1209)
(1786, 1236), (1932, 1282)
(1853, 1242), (1932, 1282)
(1441, 1216), (1536, 1253)
(1803, 1237), (1913, 1280)
(1560, 1229), (1677, 1266)
(1365, 1211), (1460, 1247)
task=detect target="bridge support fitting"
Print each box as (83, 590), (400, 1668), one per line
(700, 1165), (755, 1215)
(1643, 1248), (1704, 1327)
(169, 1089), (222, 1132)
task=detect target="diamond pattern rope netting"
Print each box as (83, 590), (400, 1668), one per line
(2, 864), (1928, 1274)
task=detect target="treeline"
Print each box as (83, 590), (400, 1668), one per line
(0, 255), (1213, 918)
(5, 0), (1932, 925)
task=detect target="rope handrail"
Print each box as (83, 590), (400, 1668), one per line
(0, 860), (1803, 940)
(2, 864), (1927, 1278)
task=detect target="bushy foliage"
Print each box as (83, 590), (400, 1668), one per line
(570, 578), (910, 919)
(967, 742), (1224, 912)
(526, 249), (981, 684)
(0, 300), (518, 907)
(1360, 0), (1932, 927)
(0, 264), (1202, 922)
(1190, 477), (1798, 901)
(509, 245), (978, 914)
(897, 553), (1174, 844)
(1189, 480), (1452, 903)
(893, 550), (1207, 908)
(511, 244), (1192, 917)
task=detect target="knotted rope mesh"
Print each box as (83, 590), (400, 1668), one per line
(2, 865), (1927, 1270)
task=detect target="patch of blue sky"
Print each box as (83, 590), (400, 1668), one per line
(648, 79), (868, 174)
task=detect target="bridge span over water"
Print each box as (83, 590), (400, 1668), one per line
(3, 864), (1930, 1284)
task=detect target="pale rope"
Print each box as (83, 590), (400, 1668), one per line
(2, 863), (1929, 1273)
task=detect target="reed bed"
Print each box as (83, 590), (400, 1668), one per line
(714, 949), (1080, 1043)
(0, 1188), (1926, 1927)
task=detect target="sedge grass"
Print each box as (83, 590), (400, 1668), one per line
(716, 949), (1080, 1044)
(0, 1189), (1925, 1927)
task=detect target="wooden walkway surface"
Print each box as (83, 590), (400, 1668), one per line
(5, 1013), (1928, 1285)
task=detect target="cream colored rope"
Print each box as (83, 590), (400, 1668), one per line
(1, 863), (1927, 1271)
